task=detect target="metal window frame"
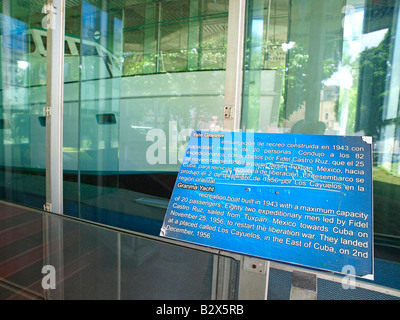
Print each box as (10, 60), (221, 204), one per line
(45, 0), (65, 215)
(219, 0), (271, 300)
(44, 0), (65, 300)
(223, 0), (246, 131)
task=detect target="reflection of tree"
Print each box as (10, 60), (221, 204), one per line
(281, 43), (337, 123)
(285, 43), (309, 115)
(355, 29), (391, 140)
(122, 15), (227, 76)
(122, 43), (226, 76)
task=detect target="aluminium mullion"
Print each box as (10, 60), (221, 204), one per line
(223, 0), (246, 131)
(220, 0), (271, 300)
(44, 0), (65, 300)
(45, 0), (65, 215)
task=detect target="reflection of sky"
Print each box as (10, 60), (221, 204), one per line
(82, 1), (110, 42)
(324, 8), (388, 88)
(344, 9), (388, 58)
(1, 14), (27, 52)
(251, 18), (264, 50)
(343, 9), (364, 59)
(323, 63), (353, 89)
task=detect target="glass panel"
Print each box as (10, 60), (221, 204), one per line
(0, 200), (238, 300)
(0, 202), (45, 299)
(63, 0), (229, 236)
(120, 234), (216, 299)
(242, 0), (400, 290)
(0, 1), (46, 209)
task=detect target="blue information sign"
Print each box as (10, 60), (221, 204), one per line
(160, 131), (374, 277)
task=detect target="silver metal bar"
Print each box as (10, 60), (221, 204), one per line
(1, 0), (13, 202)
(223, 0), (246, 131)
(117, 233), (121, 300)
(221, 0), (270, 300)
(45, 0), (65, 215)
(43, 0), (65, 300)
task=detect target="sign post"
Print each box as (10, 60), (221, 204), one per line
(161, 131), (374, 278)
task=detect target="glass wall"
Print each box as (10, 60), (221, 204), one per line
(0, 1), (46, 209)
(242, 0), (400, 288)
(0, 200), (238, 300)
(62, 0), (230, 235)
(0, 0), (399, 297)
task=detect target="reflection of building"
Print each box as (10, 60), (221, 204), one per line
(319, 87), (340, 134)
